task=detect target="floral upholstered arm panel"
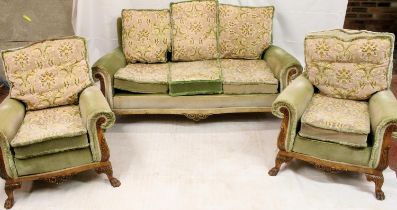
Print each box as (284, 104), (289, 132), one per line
(305, 29), (395, 100)
(122, 9), (171, 63)
(219, 4), (274, 59)
(170, 0), (218, 61)
(1, 37), (93, 110)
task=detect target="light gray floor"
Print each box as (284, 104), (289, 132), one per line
(3, 113), (397, 210)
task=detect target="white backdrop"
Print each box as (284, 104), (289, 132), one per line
(72, 0), (348, 65)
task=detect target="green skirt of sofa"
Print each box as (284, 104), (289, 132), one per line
(14, 148), (93, 176)
(13, 134), (90, 159)
(169, 80), (223, 96)
(292, 135), (372, 167)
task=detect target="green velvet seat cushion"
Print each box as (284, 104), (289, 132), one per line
(300, 94), (370, 147)
(169, 60), (223, 96)
(14, 148), (93, 176)
(220, 59), (278, 94)
(13, 134), (89, 159)
(292, 135), (371, 166)
(114, 63), (169, 93)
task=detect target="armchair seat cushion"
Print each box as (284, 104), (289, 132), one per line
(299, 94), (370, 147)
(114, 63), (169, 93)
(169, 60), (222, 96)
(220, 59), (278, 94)
(11, 106), (88, 156)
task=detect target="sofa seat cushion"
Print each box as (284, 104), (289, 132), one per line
(114, 63), (169, 93)
(299, 94), (370, 147)
(1, 37), (93, 110)
(122, 9), (171, 63)
(170, 0), (218, 61)
(11, 105), (87, 148)
(169, 60), (222, 96)
(219, 4), (274, 59)
(305, 29), (394, 100)
(220, 59), (278, 94)
(13, 134), (89, 159)
(292, 135), (371, 166)
(14, 148), (93, 176)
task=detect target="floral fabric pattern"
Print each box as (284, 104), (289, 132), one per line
(11, 105), (87, 147)
(170, 60), (220, 81)
(115, 63), (169, 84)
(301, 94), (370, 134)
(305, 29), (394, 100)
(2, 37), (93, 110)
(219, 5), (274, 59)
(122, 9), (171, 63)
(220, 59), (277, 84)
(171, 1), (218, 61)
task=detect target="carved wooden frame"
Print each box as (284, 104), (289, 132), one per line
(268, 108), (396, 200)
(94, 66), (298, 121)
(0, 117), (120, 209)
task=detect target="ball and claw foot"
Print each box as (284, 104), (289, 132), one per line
(4, 198), (14, 209)
(375, 190), (385, 200)
(268, 167), (280, 176)
(366, 174), (385, 200)
(109, 177), (121, 187)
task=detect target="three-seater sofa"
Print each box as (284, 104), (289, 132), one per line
(92, 1), (302, 121)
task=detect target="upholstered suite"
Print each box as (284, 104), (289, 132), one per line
(92, 1), (302, 120)
(0, 37), (120, 209)
(269, 29), (396, 200)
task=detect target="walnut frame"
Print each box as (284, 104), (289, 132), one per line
(0, 117), (121, 209)
(268, 107), (396, 200)
(94, 67), (299, 121)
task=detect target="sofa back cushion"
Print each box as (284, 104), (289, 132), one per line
(1, 37), (93, 110)
(219, 4), (274, 59)
(170, 0), (218, 61)
(122, 9), (171, 63)
(305, 29), (395, 100)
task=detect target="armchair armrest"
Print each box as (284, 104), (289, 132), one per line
(79, 86), (116, 161)
(92, 47), (127, 108)
(368, 90), (397, 168)
(0, 98), (25, 178)
(272, 75), (314, 151)
(263, 45), (303, 91)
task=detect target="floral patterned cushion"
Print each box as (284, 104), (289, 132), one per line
(11, 105), (87, 147)
(169, 60), (222, 96)
(170, 0), (218, 61)
(305, 29), (395, 100)
(1, 37), (93, 110)
(301, 94), (370, 135)
(114, 63), (169, 93)
(122, 9), (171, 63)
(219, 4), (274, 59)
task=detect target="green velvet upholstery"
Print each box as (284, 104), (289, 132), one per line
(368, 90), (397, 168)
(292, 135), (371, 166)
(272, 75), (314, 151)
(92, 47), (127, 107)
(263, 45), (302, 91)
(114, 78), (168, 94)
(14, 148), (93, 176)
(13, 134), (89, 159)
(0, 99), (25, 178)
(169, 80), (223, 96)
(79, 86), (115, 162)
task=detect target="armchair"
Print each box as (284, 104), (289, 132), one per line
(269, 29), (396, 200)
(0, 37), (120, 209)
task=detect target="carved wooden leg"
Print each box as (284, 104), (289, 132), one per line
(95, 164), (121, 187)
(366, 174), (385, 200)
(4, 181), (21, 209)
(268, 152), (292, 176)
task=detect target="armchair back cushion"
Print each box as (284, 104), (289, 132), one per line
(219, 5), (274, 59)
(1, 37), (93, 110)
(304, 29), (394, 100)
(170, 0), (218, 61)
(122, 9), (171, 63)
